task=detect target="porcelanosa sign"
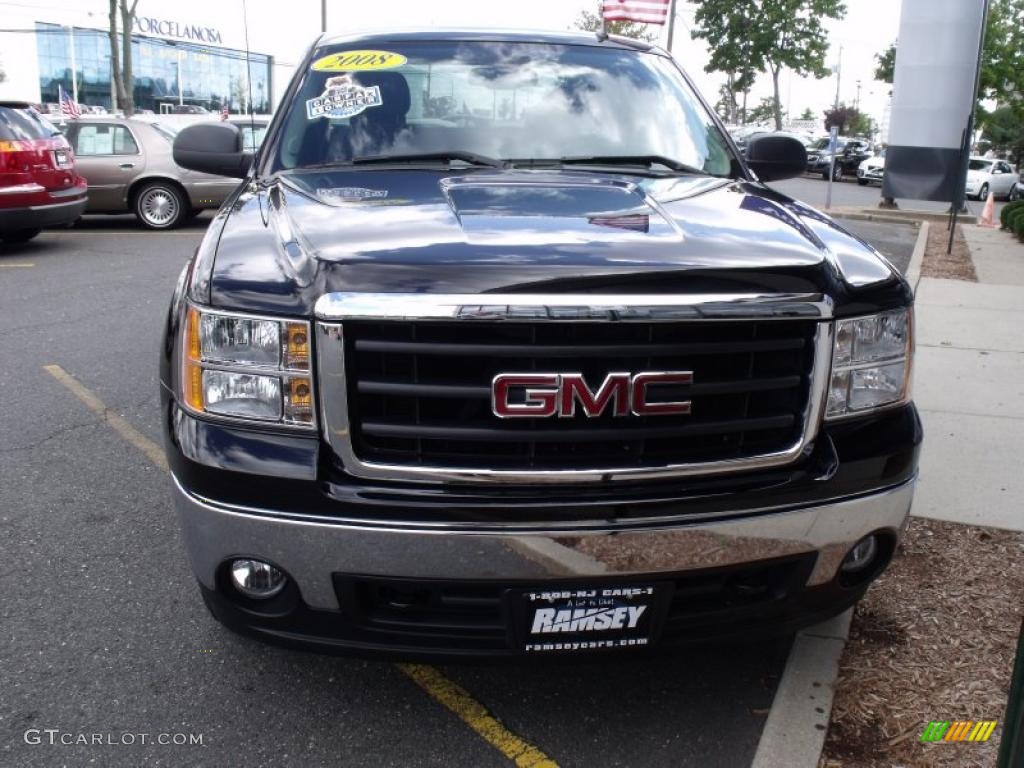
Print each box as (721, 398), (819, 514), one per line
(132, 16), (223, 45)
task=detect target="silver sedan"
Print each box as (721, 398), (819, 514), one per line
(61, 117), (262, 228)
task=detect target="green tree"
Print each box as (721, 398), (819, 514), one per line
(691, 0), (846, 131)
(747, 97), (782, 125)
(979, 0), (1024, 110)
(800, 107), (816, 121)
(575, 4), (658, 42)
(874, 41), (896, 84)
(107, 0), (139, 114)
(982, 105), (1024, 167)
(823, 103), (874, 136)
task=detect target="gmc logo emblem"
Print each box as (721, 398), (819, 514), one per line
(492, 372), (693, 419)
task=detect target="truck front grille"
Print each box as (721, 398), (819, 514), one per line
(339, 319), (819, 472)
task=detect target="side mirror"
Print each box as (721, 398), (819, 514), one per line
(745, 134), (807, 182)
(173, 122), (252, 178)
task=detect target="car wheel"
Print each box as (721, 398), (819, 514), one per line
(832, 164), (843, 182)
(1, 228), (42, 244)
(1011, 184), (1022, 202)
(977, 183), (989, 202)
(134, 182), (185, 229)
(857, 178), (869, 186)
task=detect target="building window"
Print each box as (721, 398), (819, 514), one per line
(36, 22), (272, 114)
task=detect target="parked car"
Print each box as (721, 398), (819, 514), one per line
(171, 104), (210, 115)
(734, 130), (812, 161)
(61, 116), (242, 228)
(164, 29), (918, 658)
(0, 101), (87, 244)
(806, 136), (872, 180)
(965, 157), (1018, 201)
(857, 148), (886, 186)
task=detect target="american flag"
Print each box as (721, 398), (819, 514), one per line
(58, 84), (81, 119)
(602, 0), (671, 25)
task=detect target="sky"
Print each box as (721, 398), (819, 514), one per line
(320, 0), (903, 134)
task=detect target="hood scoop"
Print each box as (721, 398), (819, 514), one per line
(442, 177), (680, 245)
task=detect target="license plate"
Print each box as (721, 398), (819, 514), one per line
(53, 149), (71, 168)
(515, 584), (665, 654)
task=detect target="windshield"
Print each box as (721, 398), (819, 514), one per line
(0, 105), (62, 140)
(150, 122), (178, 142)
(273, 41), (732, 176)
(811, 137), (846, 151)
(969, 159), (992, 172)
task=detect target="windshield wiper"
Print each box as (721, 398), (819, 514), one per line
(512, 155), (710, 175)
(351, 151), (504, 168)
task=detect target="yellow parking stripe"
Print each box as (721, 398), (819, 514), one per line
(44, 364), (558, 768)
(0, 262), (34, 267)
(398, 664), (558, 767)
(44, 365), (168, 470)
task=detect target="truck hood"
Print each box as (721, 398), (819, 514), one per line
(204, 168), (908, 317)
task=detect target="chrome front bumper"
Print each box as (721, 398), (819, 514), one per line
(172, 475), (915, 612)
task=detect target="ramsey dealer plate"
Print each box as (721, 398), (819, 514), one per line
(516, 584), (668, 653)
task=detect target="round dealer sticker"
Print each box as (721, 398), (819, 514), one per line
(311, 50), (407, 72)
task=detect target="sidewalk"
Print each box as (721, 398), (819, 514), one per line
(912, 224), (1024, 532)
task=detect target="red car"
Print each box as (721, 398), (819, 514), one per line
(0, 101), (87, 244)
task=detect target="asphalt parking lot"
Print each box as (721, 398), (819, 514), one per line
(771, 174), (1009, 221)
(0, 207), (915, 767)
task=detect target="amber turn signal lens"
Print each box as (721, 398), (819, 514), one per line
(183, 307), (204, 411)
(284, 322), (310, 370)
(284, 376), (314, 424)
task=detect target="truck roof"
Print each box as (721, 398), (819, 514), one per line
(317, 27), (658, 52)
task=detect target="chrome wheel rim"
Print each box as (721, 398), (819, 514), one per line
(140, 187), (178, 227)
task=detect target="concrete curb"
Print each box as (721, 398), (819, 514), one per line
(830, 206), (956, 224)
(907, 220), (929, 291)
(750, 609), (853, 768)
(832, 211), (923, 228)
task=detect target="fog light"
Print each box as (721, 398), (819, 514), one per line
(841, 535), (879, 573)
(230, 559), (286, 599)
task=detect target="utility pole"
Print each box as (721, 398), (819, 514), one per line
(855, 80), (862, 111)
(321, 0), (326, 33)
(833, 45), (843, 111)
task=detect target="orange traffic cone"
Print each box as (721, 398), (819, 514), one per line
(978, 189), (996, 228)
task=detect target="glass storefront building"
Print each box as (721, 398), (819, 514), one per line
(35, 22), (271, 113)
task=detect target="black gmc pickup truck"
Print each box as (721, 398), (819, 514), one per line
(162, 30), (920, 658)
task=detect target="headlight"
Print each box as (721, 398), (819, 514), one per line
(182, 306), (315, 427)
(826, 308), (912, 419)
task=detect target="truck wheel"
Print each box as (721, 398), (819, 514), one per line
(832, 165), (844, 182)
(1, 228), (42, 244)
(134, 182), (185, 229)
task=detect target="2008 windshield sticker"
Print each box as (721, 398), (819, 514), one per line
(311, 50), (407, 72)
(306, 77), (382, 120)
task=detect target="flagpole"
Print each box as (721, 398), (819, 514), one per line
(65, 24), (78, 105)
(665, 0), (678, 52)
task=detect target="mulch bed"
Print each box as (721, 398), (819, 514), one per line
(819, 517), (1024, 767)
(921, 222), (978, 281)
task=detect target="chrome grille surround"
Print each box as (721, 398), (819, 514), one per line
(314, 293), (834, 485)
